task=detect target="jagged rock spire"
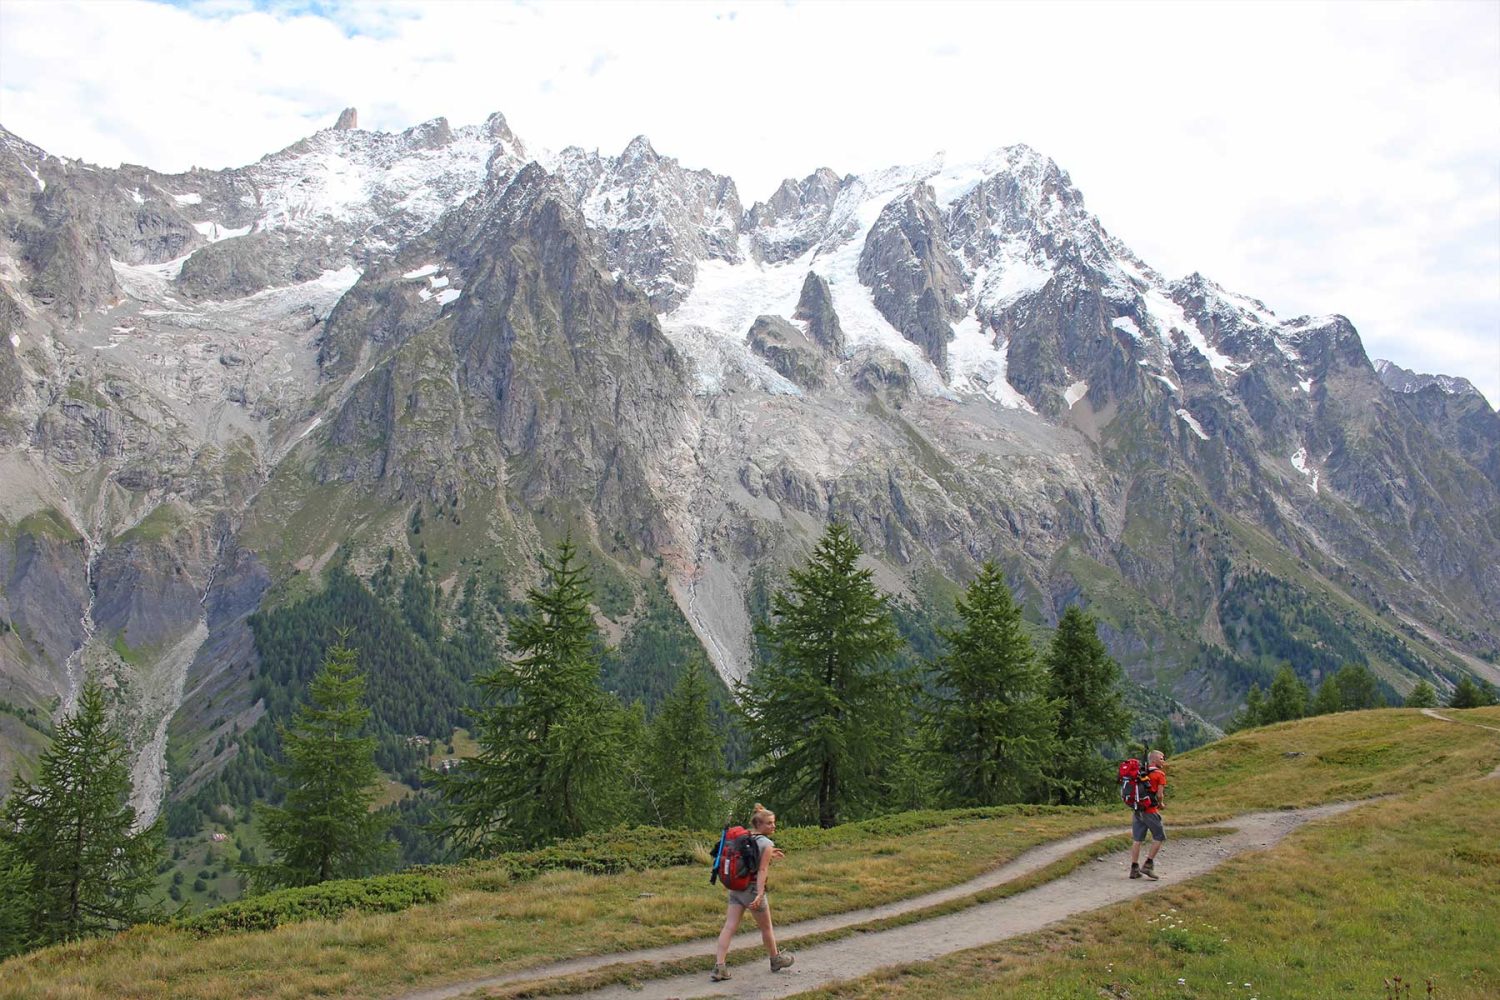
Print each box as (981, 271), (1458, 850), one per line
(334, 107), (358, 130)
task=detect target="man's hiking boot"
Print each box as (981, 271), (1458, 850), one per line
(1129, 863), (1142, 879)
(1142, 860), (1159, 880)
(710, 964), (731, 982)
(771, 952), (795, 972)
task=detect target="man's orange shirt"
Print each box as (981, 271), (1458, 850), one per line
(1143, 768), (1167, 814)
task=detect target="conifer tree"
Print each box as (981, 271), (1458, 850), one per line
(0, 681), (162, 948)
(257, 639), (388, 887)
(1310, 674), (1341, 715)
(738, 522), (908, 828)
(1154, 719), (1175, 757)
(1330, 663), (1384, 710)
(643, 663), (723, 829)
(1234, 683), (1267, 730)
(1403, 679), (1438, 708)
(928, 562), (1056, 806)
(1448, 676), (1498, 709)
(1043, 606), (1130, 804)
(1264, 664), (1309, 723)
(0, 843), (34, 958)
(438, 538), (627, 851)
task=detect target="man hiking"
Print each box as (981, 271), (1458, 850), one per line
(1129, 749), (1167, 880)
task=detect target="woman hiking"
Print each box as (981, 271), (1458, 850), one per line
(710, 803), (794, 982)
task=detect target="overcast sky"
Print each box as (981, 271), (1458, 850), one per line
(2, 0), (1497, 405)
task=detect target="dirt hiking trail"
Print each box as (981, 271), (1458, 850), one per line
(394, 801), (1366, 1000)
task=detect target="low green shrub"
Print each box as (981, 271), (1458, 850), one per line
(426, 827), (706, 887)
(177, 874), (445, 935)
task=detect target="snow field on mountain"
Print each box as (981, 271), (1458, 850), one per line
(1176, 408), (1211, 440)
(192, 220), (252, 243)
(1290, 447), (1320, 493)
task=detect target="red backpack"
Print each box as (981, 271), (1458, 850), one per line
(1118, 758), (1161, 812)
(708, 825), (761, 891)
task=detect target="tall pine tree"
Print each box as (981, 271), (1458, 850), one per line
(643, 662), (724, 829)
(256, 638), (389, 888)
(1264, 664), (1309, 723)
(738, 522), (908, 828)
(0, 681), (162, 948)
(928, 562), (1057, 806)
(437, 538), (627, 851)
(1043, 606), (1130, 804)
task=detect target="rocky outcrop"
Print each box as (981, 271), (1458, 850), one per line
(857, 184), (966, 371)
(793, 271), (845, 356)
(0, 510), (89, 701)
(747, 314), (825, 388)
(334, 107), (359, 131)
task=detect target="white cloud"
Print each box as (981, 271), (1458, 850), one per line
(1, 0), (1496, 404)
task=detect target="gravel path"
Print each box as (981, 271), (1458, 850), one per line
(393, 801), (1366, 1000)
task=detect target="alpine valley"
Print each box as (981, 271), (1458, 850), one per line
(1, 109), (1496, 834)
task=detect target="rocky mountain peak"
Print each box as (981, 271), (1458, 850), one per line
(620, 134), (659, 168)
(552, 136), (743, 311)
(1375, 359), (1485, 400)
(334, 107), (359, 130)
(746, 167), (851, 263)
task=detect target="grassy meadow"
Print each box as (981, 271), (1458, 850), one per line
(804, 706), (1500, 1000)
(2, 707), (1496, 999)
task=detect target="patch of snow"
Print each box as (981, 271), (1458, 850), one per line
(130, 188), (144, 205)
(1143, 285), (1237, 373)
(428, 275), (450, 289)
(948, 308), (1034, 410)
(418, 288), (433, 302)
(435, 288), (461, 305)
(192, 221), (253, 243)
(172, 192), (203, 206)
(1152, 372), (1180, 393)
(90, 343), (119, 350)
(402, 264), (440, 279)
(1290, 447), (1320, 494)
(1299, 378), (1312, 394)
(110, 253), (194, 300)
(1064, 380), (1089, 407)
(19, 161), (44, 192)
(974, 248), (1052, 311)
(1112, 316), (1142, 339)
(297, 416), (322, 441)
(111, 325), (135, 334)
(8, 334), (18, 348)
(1176, 408), (1210, 440)
(310, 266), (362, 293)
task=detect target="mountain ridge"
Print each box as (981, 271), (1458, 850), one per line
(1, 109), (1495, 823)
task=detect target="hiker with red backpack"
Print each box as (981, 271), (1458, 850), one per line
(1121, 749), (1167, 879)
(709, 803), (794, 982)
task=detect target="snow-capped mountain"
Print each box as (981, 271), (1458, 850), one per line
(2, 110), (1496, 822)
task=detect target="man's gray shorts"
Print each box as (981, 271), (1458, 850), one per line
(1132, 810), (1166, 843)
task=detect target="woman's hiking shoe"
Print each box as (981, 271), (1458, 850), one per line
(1129, 863), (1142, 879)
(771, 953), (795, 972)
(710, 964), (732, 981)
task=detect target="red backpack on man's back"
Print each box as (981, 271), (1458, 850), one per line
(1118, 757), (1161, 812)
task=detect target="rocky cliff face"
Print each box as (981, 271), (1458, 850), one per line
(2, 111), (1496, 817)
